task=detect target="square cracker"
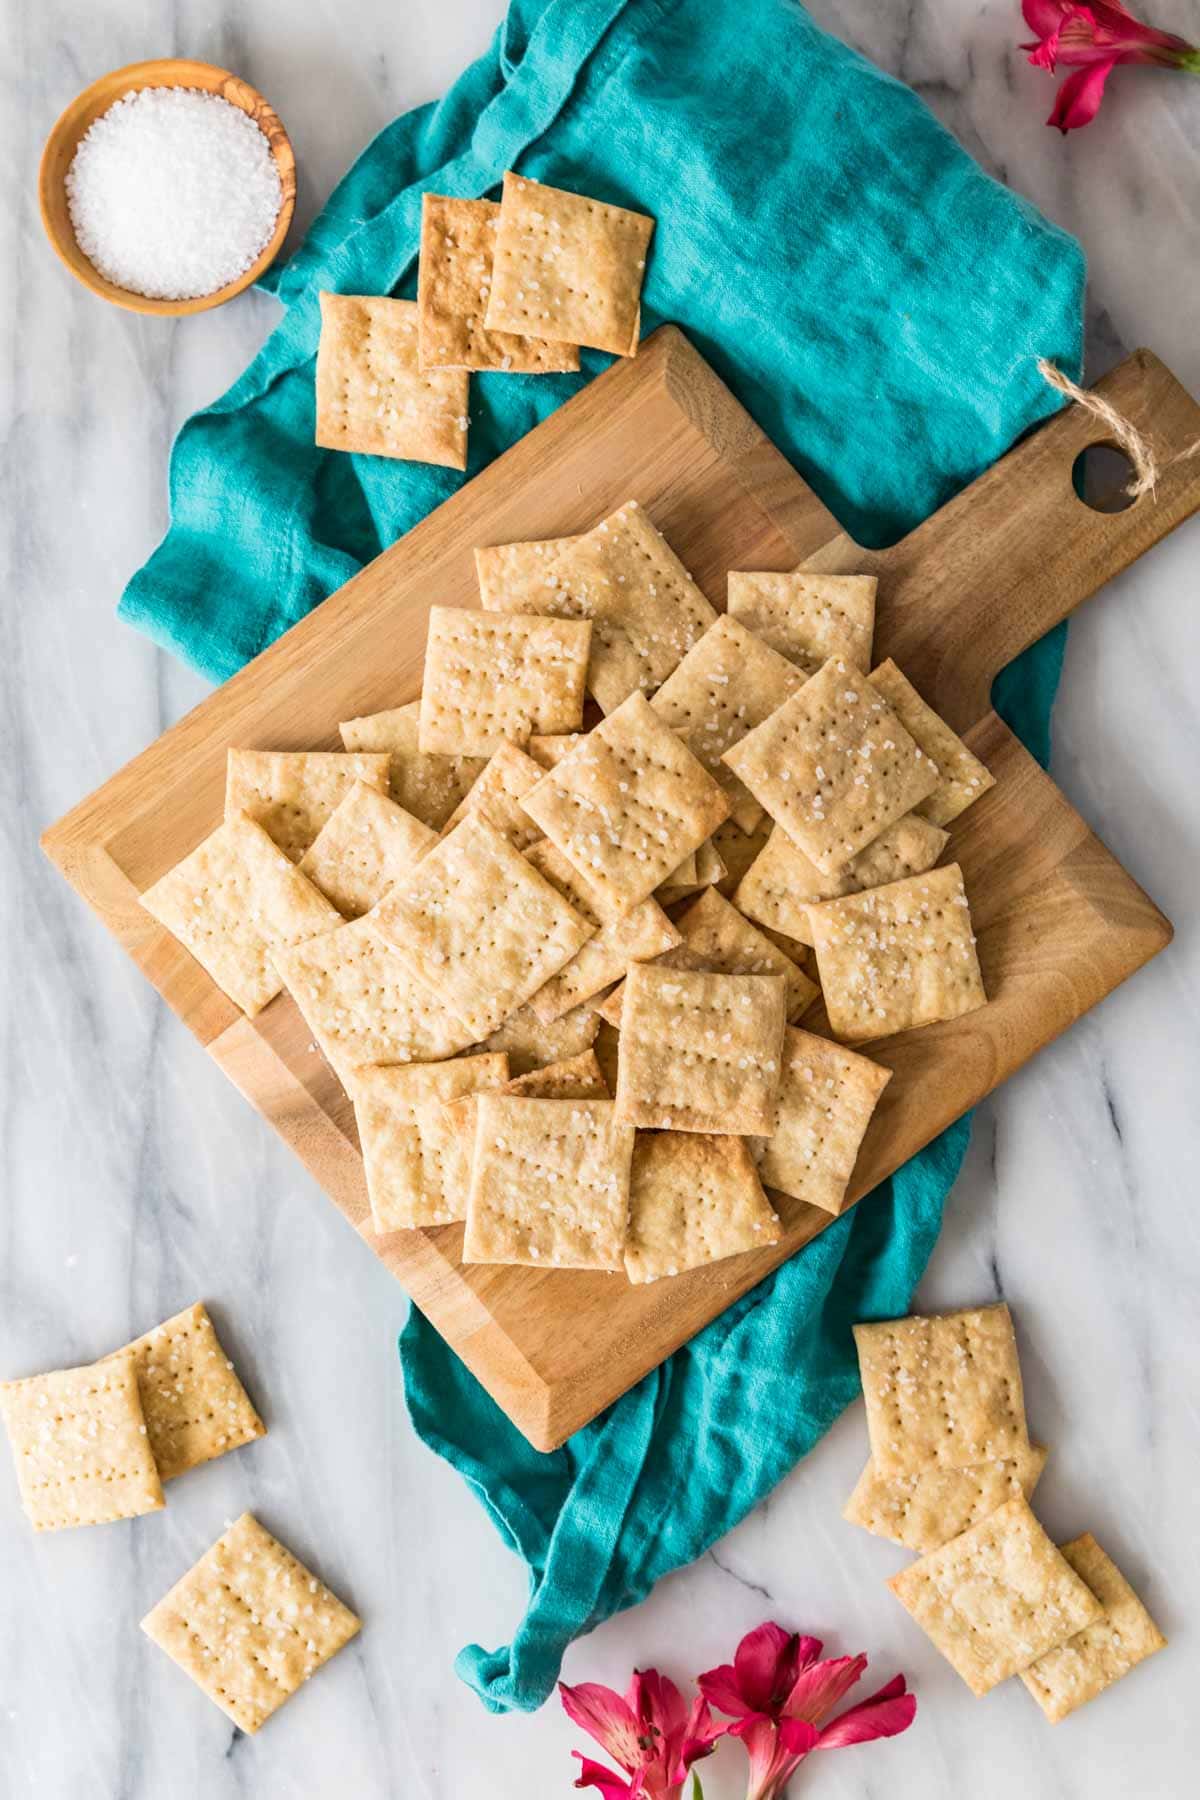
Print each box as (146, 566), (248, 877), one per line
(600, 887), (817, 1027)
(371, 814), (594, 1037)
(614, 964), (786, 1134)
(750, 1026), (890, 1215)
(1, 1353), (164, 1531)
(417, 194), (579, 373)
(854, 1302), (1030, 1477)
(141, 1513), (360, 1734)
(480, 503), (717, 714)
(418, 606), (591, 756)
(441, 1048), (609, 1190)
(485, 171), (653, 357)
(524, 838), (680, 1022)
(340, 702), (484, 829)
(225, 749), (391, 863)
(526, 732), (586, 768)
(727, 570), (877, 673)
(843, 1442), (1048, 1554)
(110, 1302), (265, 1482)
(140, 813), (344, 1017)
(808, 862), (986, 1044)
(887, 1496), (1103, 1697)
(1020, 1534), (1167, 1722)
(522, 691), (731, 917)
(299, 781), (437, 918)
(276, 916), (476, 1086)
(354, 1053), (510, 1231)
(650, 615), (804, 831)
(712, 817), (772, 898)
(734, 815), (948, 947)
(315, 292), (468, 469)
(463, 1096), (634, 1269)
(868, 659), (996, 827)
(479, 998), (599, 1075)
(722, 656), (939, 875)
(442, 741), (545, 850)
(624, 1132), (781, 1284)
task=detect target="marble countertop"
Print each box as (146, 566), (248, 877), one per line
(2, 2), (1198, 1796)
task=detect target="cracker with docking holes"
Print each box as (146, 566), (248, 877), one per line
(843, 1442), (1048, 1553)
(734, 815), (948, 946)
(441, 740), (546, 850)
(441, 1049), (610, 1191)
(141, 813), (344, 1017)
(1, 1353), (164, 1531)
(523, 839), (680, 1022)
(417, 194), (579, 373)
(315, 292), (468, 468)
(142, 1513), (360, 1734)
(463, 1096), (634, 1269)
(418, 606), (591, 756)
(354, 1053), (510, 1231)
(340, 702), (485, 829)
(479, 999), (600, 1075)
(624, 1132), (781, 1284)
(727, 570), (877, 673)
(1020, 1534), (1167, 1723)
(109, 1301), (265, 1482)
(808, 862), (986, 1044)
(299, 781), (437, 917)
(750, 1025), (890, 1215)
(868, 659), (996, 827)
(225, 749), (391, 862)
(485, 171), (653, 357)
(614, 964), (786, 1134)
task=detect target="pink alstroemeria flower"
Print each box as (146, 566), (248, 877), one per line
(1021, 1), (1200, 131)
(698, 1622), (915, 1800)
(560, 1667), (722, 1799)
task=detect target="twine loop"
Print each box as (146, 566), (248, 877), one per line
(1037, 358), (1200, 502)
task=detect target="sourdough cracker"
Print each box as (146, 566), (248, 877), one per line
(524, 838), (680, 1020)
(140, 813), (343, 1017)
(600, 888), (817, 1025)
(727, 570), (876, 673)
(751, 1026), (890, 1215)
(887, 1496), (1103, 1697)
(418, 606), (591, 755)
(657, 839), (727, 903)
(526, 732), (586, 768)
(843, 1442), (1048, 1553)
(142, 1513), (360, 1734)
(441, 1050), (609, 1188)
(442, 740), (546, 849)
(712, 816), (772, 897)
(624, 1132), (781, 1283)
(354, 1053), (510, 1230)
(1020, 1534), (1167, 1722)
(868, 659), (995, 827)
(371, 814), (594, 1037)
(315, 292), (468, 468)
(475, 537), (581, 614)
(808, 863), (986, 1043)
(614, 964), (786, 1134)
(485, 171), (653, 357)
(734, 815), (948, 946)
(339, 702), (484, 829)
(463, 1096), (634, 1269)
(479, 999), (599, 1074)
(225, 749), (391, 862)
(111, 1302), (265, 1482)
(417, 194), (579, 373)
(1, 1353), (164, 1531)
(299, 781), (437, 917)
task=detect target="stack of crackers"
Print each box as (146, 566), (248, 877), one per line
(141, 493), (1002, 1287)
(846, 1303), (1166, 1722)
(314, 171), (655, 471)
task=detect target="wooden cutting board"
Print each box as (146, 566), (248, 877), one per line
(42, 327), (1200, 1451)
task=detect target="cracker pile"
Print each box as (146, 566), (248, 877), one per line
(314, 174), (656, 471)
(141, 496), (1005, 1287)
(846, 1303), (1166, 1719)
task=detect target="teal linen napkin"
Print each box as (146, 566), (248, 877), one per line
(118, 0), (1084, 1714)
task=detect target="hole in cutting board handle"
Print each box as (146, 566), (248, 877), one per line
(1072, 442), (1138, 514)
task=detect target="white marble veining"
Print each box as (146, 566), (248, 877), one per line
(2, 2), (1198, 1796)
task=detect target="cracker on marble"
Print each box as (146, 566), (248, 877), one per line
(340, 702), (485, 829)
(418, 606), (591, 756)
(522, 691), (730, 917)
(225, 749), (391, 863)
(613, 964), (786, 1134)
(624, 1132), (781, 1284)
(722, 657), (939, 876)
(887, 1496), (1103, 1697)
(808, 862), (986, 1044)
(523, 838), (680, 1021)
(478, 998), (600, 1075)
(371, 814), (594, 1037)
(441, 740), (545, 850)
(854, 1301), (1030, 1478)
(734, 815), (948, 947)
(1020, 1534), (1167, 1722)
(463, 1095), (634, 1269)
(750, 1025), (890, 1215)
(417, 194), (579, 373)
(111, 1302), (265, 1483)
(141, 813), (344, 1017)
(276, 916), (476, 1086)
(298, 781), (437, 917)
(485, 171), (653, 357)
(141, 1513), (360, 1734)
(480, 502), (717, 714)
(315, 292), (468, 469)
(651, 615), (804, 831)
(727, 570), (876, 673)
(354, 1053), (510, 1231)
(1, 1353), (164, 1531)
(868, 660), (996, 828)
(843, 1442), (1048, 1553)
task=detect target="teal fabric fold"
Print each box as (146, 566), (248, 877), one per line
(117, 0), (1084, 1715)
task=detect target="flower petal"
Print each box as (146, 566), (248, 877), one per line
(1047, 57), (1115, 128)
(695, 1662), (749, 1719)
(739, 1716), (819, 1800)
(1022, 0), (1070, 35)
(560, 1682), (643, 1773)
(572, 1751), (637, 1799)
(816, 1674), (918, 1750)
(733, 1623), (797, 1713)
(628, 1668), (689, 1742)
(672, 1697), (725, 1779)
(783, 1654), (868, 1725)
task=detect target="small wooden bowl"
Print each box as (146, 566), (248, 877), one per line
(39, 58), (296, 316)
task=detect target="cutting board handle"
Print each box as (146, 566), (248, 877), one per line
(862, 350), (1200, 733)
